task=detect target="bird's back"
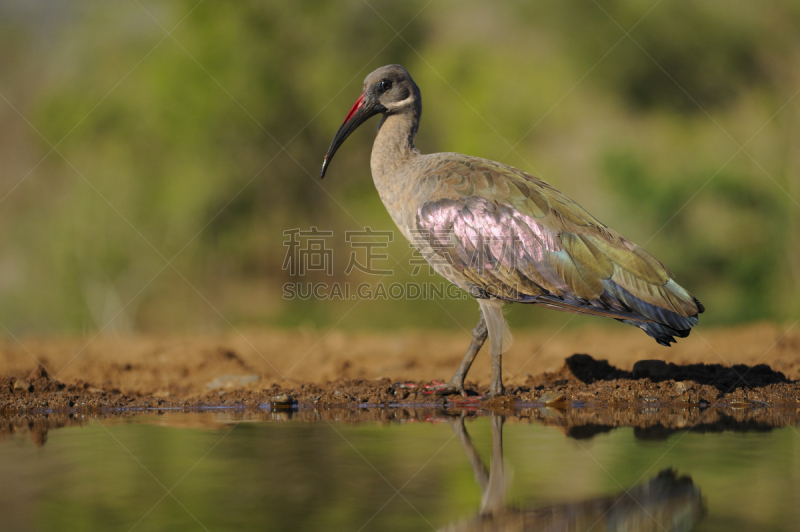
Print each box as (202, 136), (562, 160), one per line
(407, 153), (703, 345)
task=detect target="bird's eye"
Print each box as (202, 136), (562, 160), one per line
(379, 79), (392, 92)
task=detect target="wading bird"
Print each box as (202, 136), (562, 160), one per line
(443, 414), (703, 531)
(320, 65), (703, 397)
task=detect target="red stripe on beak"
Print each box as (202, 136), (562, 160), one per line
(342, 93), (365, 124)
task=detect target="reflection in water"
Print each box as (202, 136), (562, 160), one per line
(442, 414), (704, 532)
(2, 403), (799, 448)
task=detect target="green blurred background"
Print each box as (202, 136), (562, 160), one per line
(0, 0), (798, 335)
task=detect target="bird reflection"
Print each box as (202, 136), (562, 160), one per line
(441, 414), (704, 532)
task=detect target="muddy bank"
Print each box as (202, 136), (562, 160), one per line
(1, 352), (798, 415)
(1, 324), (799, 419)
(1, 323), (798, 399)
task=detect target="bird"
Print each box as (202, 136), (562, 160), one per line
(320, 64), (704, 397)
(443, 414), (703, 531)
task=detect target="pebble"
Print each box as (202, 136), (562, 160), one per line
(270, 393), (293, 407)
(538, 391), (565, 405)
(13, 379), (31, 391)
(674, 381), (690, 393)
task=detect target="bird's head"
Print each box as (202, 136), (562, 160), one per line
(320, 64), (420, 179)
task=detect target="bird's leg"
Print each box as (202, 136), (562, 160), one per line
(488, 347), (504, 397)
(481, 414), (506, 516)
(433, 313), (488, 396)
(448, 414), (489, 491)
(479, 301), (508, 397)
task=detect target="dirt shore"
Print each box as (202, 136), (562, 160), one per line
(0, 322), (798, 413)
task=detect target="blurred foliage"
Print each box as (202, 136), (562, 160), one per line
(0, 0), (798, 334)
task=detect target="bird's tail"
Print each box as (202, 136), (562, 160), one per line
(618, 318), (694, 346)
(617, 295), (704, 346)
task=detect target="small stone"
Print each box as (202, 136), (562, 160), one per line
(13, 379), (31, 391)
(674, 381), (690, 393)
(632, 360), (670, 380)
(539, 391), (565, 405)
(270, 393), (293, 407)
(87, 387), (105, 394)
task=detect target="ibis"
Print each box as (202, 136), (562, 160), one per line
(320, 65), (703, 396)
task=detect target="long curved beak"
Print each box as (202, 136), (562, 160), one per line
(320, 93), (383, 180)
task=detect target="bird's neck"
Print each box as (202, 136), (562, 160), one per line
(370, 109), (421, 188)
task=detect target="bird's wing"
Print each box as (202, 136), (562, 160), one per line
(414, 157), (703, 328)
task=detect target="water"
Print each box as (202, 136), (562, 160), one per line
(0, 409), (798, 531)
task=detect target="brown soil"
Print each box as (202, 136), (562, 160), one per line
(1, 323), (799, 415)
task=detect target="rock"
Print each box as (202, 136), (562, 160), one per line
(27, 364), (49, 381)
(674, 381), (690, 393)
(13, 379), (31, 391)
(205, 374), (260, 390)
(538, 391), (565, 405)
(270, 393), (293, 407)
(632, 360), (670, 381)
